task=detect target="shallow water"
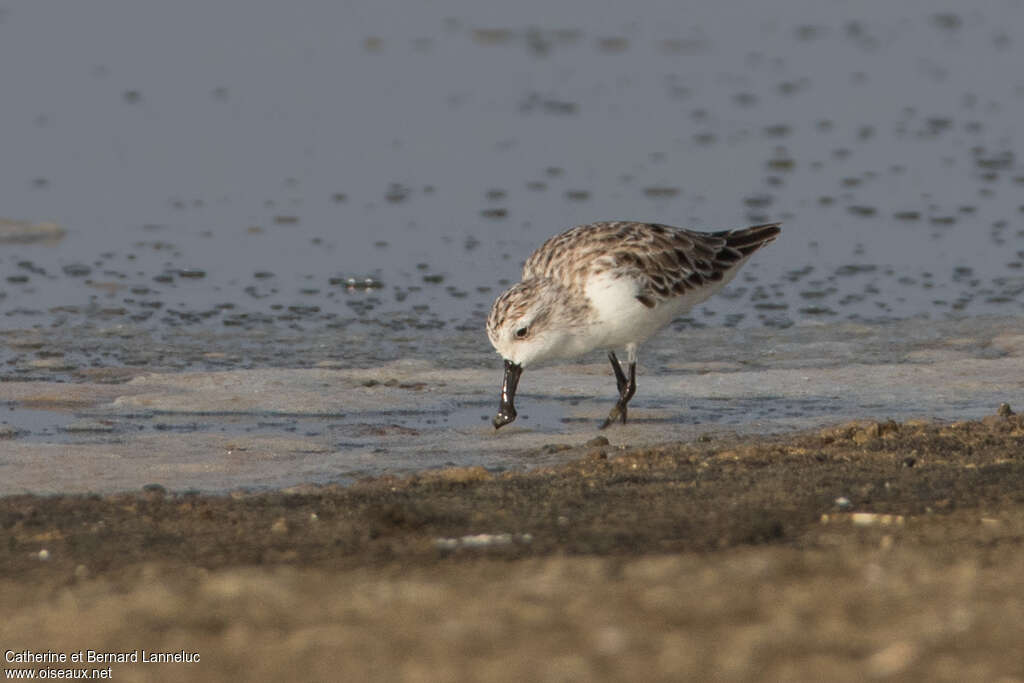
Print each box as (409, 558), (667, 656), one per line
(3, 315), (1024, 493)
(2, 0), (1024, 347)
(2, 1), (1024, 490)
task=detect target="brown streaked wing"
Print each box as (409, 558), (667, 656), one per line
(522, 221), (780, 307)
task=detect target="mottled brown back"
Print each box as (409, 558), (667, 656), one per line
(522, 221), (780, 308)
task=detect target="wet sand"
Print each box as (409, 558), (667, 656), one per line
(4, 413), (1024, 681)
(6, 315), (1024, 494)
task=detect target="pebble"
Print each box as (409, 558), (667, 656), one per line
(61, 263), (92, 277)
(29, 358), (77, 371)
(461, 533), (511, 548)
(851, 512), (904, 526)
(433, 532), (532, 550)
(63, 419), (117, 433)
(0, 219), (65, 244)
(820, 512), (905, 526)
(142, 483), (167, 499)
(867, 641), (917, 677)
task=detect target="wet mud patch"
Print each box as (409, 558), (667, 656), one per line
(3, 412), (1024, 680)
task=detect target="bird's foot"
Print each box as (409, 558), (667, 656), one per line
(599, 402), (628, 429)
(601, 350), (636, 429)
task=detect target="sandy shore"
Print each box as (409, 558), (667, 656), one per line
(3, 412), (1024, 681)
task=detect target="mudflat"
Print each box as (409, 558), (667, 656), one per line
(3, 412), (1024, 681)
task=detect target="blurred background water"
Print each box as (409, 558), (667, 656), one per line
(1, 0), (1023, 373)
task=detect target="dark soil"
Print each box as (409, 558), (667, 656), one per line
(3, 413), (1024, 681)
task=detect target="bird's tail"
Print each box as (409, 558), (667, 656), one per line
(714, 222), (781, 256)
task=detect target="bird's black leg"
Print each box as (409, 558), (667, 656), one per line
(600, 351), (637, 429)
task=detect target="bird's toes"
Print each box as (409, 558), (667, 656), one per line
(601, 404), (624, 429)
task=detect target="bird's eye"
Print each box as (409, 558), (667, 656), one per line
(514, 326), (529, 339)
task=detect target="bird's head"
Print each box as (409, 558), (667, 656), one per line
(486, 278), (576, 369)
(486, 278), (583, 428)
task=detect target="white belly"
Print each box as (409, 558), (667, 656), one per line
(576, 266), (743, 354)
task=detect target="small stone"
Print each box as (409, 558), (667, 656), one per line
(270, 518), (288, 534)
(29, 358), (76, 370)
(834, 496), (852, 510)
(585, 436), (610, 448)
(997, 403), (1014, 417)
(434, 534), (521, 551)
(0, 219), (66, 244)
(37, 549), (50, 561)
(460, 533), (512, 548)
(433, 538), (459, 550)
(62, 263), (92, 277)
(142, 483), (167, 499)
(851, 512), (905, 526)
(867, 641), (917, 677)
(63, 419), (116, 433)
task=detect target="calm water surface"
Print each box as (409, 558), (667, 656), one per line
(1, 0), (1022, 372)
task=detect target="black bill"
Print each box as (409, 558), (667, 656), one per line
(492, 359), (523, 429)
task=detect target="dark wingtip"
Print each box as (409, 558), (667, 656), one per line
(717, 222), (781, 255)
